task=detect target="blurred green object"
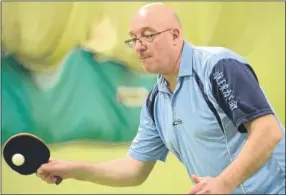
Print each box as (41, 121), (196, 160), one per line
(1, 47), (157, 144)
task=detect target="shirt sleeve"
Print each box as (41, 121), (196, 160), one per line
(128, 103), (169, 162)
(209, 58), (274, 133)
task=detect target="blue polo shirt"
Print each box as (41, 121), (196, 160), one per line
(128, 41), (285, 194)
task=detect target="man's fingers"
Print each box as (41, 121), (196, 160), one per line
(40, 162), (57, 173)
(191, 175), (202, 184)
(37, 171), (49, 181)
(37, 163), (54, 177)
(187, 186), (200, 194)
(188, 175), (207, 194)
(36, 168), (57, 184)
(46, 173), (57, 184)
(196, 189), (210, 194)
(187, 182), (204, 194)
(36, 168), (45, 175)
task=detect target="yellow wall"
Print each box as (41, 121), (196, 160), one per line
(2, 2), (284, 194)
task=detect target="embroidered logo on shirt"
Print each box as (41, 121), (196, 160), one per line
(213, 71), (238, 111)
(173, 119), (183, 126)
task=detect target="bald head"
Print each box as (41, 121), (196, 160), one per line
(127, 3), (184, 75)
(131, 3), (181, 31)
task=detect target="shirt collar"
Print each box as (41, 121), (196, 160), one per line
(178, 40), (194, 77)
(157, 40), (194, 91)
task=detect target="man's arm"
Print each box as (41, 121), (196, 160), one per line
(38, 103), (168, 187)
(38, 157), (156, 187)
(217, 114), (282, 190)
(208, 57), (284, 191)
(75, 157), (156, 186)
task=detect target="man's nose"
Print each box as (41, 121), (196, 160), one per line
(134, 40), (146, 52)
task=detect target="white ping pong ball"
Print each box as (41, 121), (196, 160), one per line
(12, 153), (25, 166)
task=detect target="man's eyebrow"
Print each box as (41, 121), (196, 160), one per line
(129, 27), (156, 36)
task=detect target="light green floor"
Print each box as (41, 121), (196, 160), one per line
(2, 141), (191, 194)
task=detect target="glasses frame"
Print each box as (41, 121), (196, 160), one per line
(124, 28), (172, 48)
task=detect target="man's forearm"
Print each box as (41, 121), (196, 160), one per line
(70, 158), (153, 187)
(217, 123), (282, 191)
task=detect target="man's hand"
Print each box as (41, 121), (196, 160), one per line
(37, 159), (77, 184)
(187, 175), (233, 194)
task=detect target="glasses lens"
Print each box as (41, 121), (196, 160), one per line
(143, 35), (154, 42)
(126, 40), (136, 48)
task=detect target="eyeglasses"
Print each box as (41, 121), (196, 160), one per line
(124, 28), (172, 49)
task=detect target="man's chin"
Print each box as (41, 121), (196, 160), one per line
(142, 62), (151, 71)
(142, 63), (159, 74)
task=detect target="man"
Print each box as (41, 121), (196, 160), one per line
(37, 3), (285, 194)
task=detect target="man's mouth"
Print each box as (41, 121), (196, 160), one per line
(140, 56), (150, 59)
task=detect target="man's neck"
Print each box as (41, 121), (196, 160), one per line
(164, 74), (178, 93)
(163, 41), (184, 93)
(163, 57), (180, 93)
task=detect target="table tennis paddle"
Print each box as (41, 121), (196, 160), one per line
(2, 133), (63, 185)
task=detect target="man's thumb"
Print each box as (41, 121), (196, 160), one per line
(191, 174), (201, 184)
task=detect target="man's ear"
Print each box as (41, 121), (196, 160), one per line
(172, 28), (180, 40)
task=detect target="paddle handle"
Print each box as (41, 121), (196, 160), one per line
(55, 176), (63, 185)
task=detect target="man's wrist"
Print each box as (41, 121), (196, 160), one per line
(216, 172), (238, 192)
(68, 161), (92, 180)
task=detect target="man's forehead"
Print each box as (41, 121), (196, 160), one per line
(129, 13), (160, 35)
